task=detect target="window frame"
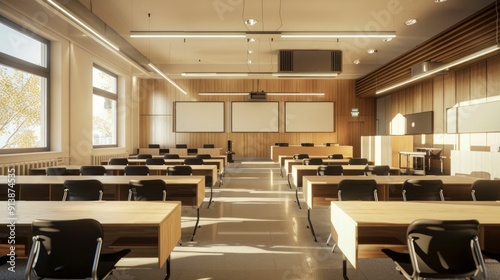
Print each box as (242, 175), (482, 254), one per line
(92, 64), (118, 148)
(0, 16), (51, 154)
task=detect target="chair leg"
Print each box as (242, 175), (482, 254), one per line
(307, 208), (317, 242)
(326, 234), (337, 252)
(191, 208), (200, 241)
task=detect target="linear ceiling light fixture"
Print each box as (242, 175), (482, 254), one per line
(45, 0), (120, 51)
(182, 72), (249, 77)
(130, 31), (396, 39)
(272, 72), (339, 77)
(375, 44), (500, 94)
(198, 92), (325, 96)
(149, 63), (188, 95)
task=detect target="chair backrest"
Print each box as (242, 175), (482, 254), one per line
(469, 171), (491, 180)
(196, 154), (212, 159)
(136, 154), (153, 159)
(46, 167), (67, 176)
(203, 144), (215, 148)
(366, 165), (390, 176)
(26, 219), (104, 279)
(304, 158), (323, 165)
(148, 144), (160, 148)
(79, 165), (106, 175)
(166, 165), (193, 176)
(184, 158), (203, 165)
(123, 165), (150, 176)
(471, 179), (500, 201)
(293, 153), (309, 160)
(128, 179), (167, 201)
(108, 158), (129, 165)
(337, 179), (378, 201)
(405, 219), (486, 279)
(63, 179), (103, 201)
(328, 154), (343, 159)
(348, 158), (368, 165)
(317, 165), (343, 176)
(300, 143), (314, 147)
(164, 154), (180, 159)
(145, 158), (165, 165)
(176, 144), (188, 148)
(276, 142), (288, 147)
(402, 179), (444, 201)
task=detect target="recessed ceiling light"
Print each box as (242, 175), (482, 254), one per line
(247, 38), (256, 43)
(367, 49), (377, 54)
(353, 60), (360, 64)
(247, 50), (254, 54)
(405, 18), (418, 26)
(435, 0), (447, 3)
(247, 59), (253, 64)
(383, 37), (393, 42)
(245, 18), (258, 26)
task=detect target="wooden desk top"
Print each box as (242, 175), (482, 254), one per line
(331, 201), (500, 269)
(1, 175), (205, 186)
(303, 174), (479, 186)
(0, 201), (182, 268)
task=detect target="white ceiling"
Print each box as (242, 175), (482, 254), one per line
(79, 0), (495, 79)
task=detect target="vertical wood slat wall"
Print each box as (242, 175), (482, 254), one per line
(378, 53), (500, 174)
(138, 79), (375, 158)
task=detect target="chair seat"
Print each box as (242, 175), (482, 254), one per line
(97, 249), (131, 279)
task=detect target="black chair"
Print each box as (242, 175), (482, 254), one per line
(471, 179), (500, 201)
(276, 142), (289, 147)
(166, 165), (193, 176)
(62, 179), (103, 201)
(203, 144), (215, 148)
(80, 165), (107, 175)
(25, 219), (130, 280)
(184, 158), (203, 165)
(324, 179), (378, 246)
(176, 144), (188, 148)
(317, 165), (343, 176)
(300, 143), (314, 147)
(46, 167), (67, 176)
(124, 165), (150, 176)
(365, 165), (390, 176)
(148, 144), (160, 148)
(108, 158), (128, 165)
(164, 154), (180, 159)
(145, 158), (165, 165)
(304, 158), (323, 165)
(402, 179), (444, 201)
(382, 219), (487, 280)
(128, 179), (167, 201)
(328, 154), (343, 159)
(348, 158), (368, 165)
(136, 154), (153, 159)
(196, 154), (212, 159)
(293, 154), (309, 160)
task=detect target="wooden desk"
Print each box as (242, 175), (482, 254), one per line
(127, 158), (225, 174)
(0, 201), (181, 269)
(301, 175), (480, 242)
(30, 165), (218, 187)
(330, 201), (500, 278)
(271, 145), (353, 162)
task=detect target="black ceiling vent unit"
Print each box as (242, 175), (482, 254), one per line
(248, 91), (267, 101)
(278, 50), (342, 74)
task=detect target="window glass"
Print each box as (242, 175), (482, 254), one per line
(92, 65), (117, 147)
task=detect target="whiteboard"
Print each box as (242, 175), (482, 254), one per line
(175, 102), (224, 132)
(285, 102), (334, 132)
(457, 100), (500, 133)
(231, 102), (279, 132)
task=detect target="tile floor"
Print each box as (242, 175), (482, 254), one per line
(112, 160), (500, 280)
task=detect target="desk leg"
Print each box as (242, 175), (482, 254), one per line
(307, 208), (317, 242)
(207, 185), (213, 209)
(287, 174), (292, 189)
(295, 187), (302, 209)
(164, 255), (171, 280)
(191, 208), (200, 241)
(342, 254), (349, 280)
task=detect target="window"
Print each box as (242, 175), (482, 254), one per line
(92, 65), (117, 146)
(0, 16), (50, 153)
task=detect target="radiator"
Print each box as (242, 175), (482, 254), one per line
(92, 153), (129, 165)
(0, 158), (64, 175)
